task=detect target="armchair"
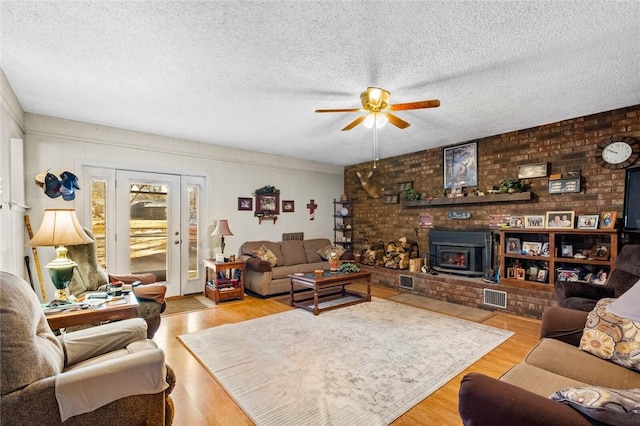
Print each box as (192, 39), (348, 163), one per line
(0, 271), (175, 425)
(555, 243), (640, 311)
(65, 228), (167, 337)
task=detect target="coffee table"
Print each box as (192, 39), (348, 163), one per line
(45, 292), (139, 330)
(288, 270), (372, 315)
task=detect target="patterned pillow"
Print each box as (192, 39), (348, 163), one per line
(252, 245), (278, 267)
(316, 245), (345, 261)
(580, 298), (640, 371)
(550, 386), (640, 425)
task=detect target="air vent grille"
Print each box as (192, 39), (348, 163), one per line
(483, 288), (507, 309)
(399, 275), (414, 290)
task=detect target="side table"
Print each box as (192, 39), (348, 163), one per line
(45, 292), (139, 330)
(203, 259), (245, 304)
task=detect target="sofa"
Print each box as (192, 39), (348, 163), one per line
(458, 303), (640, 425)
(238, 238), (340, 296)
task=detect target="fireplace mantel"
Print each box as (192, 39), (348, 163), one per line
(402, 192), (532, 208)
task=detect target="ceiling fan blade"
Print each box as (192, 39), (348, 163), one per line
(315, 108), (361, 113)
(384, 112), (411, 129)
(388, 99), (440, 111)
(341, 115), (366, 131)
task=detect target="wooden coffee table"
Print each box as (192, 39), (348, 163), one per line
(288, 270), (372, 315)
(45, 292), (139, 330)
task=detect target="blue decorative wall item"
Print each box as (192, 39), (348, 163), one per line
(36, 171), (80, 201)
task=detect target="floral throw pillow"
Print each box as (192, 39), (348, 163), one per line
(252, 245), (277, 267)
(550, 386), (640, 426)
(316, 245), (345, 261)
(579, 298), (640, 372)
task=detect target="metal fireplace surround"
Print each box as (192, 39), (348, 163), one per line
(428, 229), (493, 277)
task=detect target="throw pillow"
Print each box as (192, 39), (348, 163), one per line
(252, 245), (277, 267)
(550, 386), (640, 426)
(580, 298), (640, 372)
(316, 245), (345, 261)
(607, 278), (640, 323)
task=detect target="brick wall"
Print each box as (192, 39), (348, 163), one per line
(344, 105), (640, 318)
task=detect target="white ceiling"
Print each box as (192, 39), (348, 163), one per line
(2, 1), (639, 167)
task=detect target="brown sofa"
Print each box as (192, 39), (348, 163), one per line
(458, 306), (640, 425)
(238, 238), (335, 296)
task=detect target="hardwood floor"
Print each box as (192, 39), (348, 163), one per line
(154, 285), (541, 425)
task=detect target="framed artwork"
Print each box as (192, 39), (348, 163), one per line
(255, 192), (280, 215)
(518, 162), (548, 179)
(600, 211), (616, 229)
(540, 242), (550, 256)
(522, 241), (543, 255)
(443, 141), (478, 189)
(577, 215), (599, 229)
(507, 268), (516, 279)
(536, 269), (549, 283)
(515, 268), (526, 280)
(238, 197), (253, 211)
(591, 268), (609, 285)
(510, 215), (525, 228)
(506, 238), (521, 254)
(561, 244), (573, 257)
(590, 244), (610, 260)
(545, 211), (575, 229)
(548, 178), (581, 194)
(282, 200), (295, 212)
(524, 215), (545, 229)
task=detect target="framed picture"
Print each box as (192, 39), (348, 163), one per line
(577, 214), (599, 229)
(518, 162), (548, 179)
(507, 268), (516, 279)
(600, 211), (616, 229)
(282, 200), (294, 212)
(524, 215), (545, 229)
(536, 269), (549, 283)
(515, 268), (526, 280)
(522, 241), (543, 255)
(506, 238), (521, 254)
(591, 268), (609, 285)
(545, 211), (575, 229)
(443, 141), (478, 189)
(548, 178), (581, 194)
(540, 242), (550, 256)
(590, 244), (610, 260)
(510, 215), (525, 228)
(561, 244), (573, 257)
(238, 197), (253, 211)
(255, 192), (279, 215)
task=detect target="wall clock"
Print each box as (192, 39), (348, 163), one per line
(595, 136), (640, 169)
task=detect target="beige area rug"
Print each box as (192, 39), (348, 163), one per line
(162, 295), (215, 316)
(389, 293), (496, 322)
(179, 298), (513, 425)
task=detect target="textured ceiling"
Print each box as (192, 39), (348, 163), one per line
(2, 1), (639, 166)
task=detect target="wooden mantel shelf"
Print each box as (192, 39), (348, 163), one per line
(402, 192), (532, 208)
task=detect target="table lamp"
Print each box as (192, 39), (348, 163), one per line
(27, 209), (93, 300)
(211, 219), (233, 256)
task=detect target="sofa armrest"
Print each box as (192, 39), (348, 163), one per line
(59, 318), (148, 365)
(458, 373), (593, 426)
(540, 306), (589, 346)
(555, 280), (614, 303)
(243, 256), (272, 273)
(109, 273), (156, 285)
(132, 282), (167, 304)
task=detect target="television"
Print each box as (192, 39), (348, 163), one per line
(623, 166), (640, 233)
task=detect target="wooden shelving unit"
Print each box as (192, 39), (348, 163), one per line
(499, 228), (618, 291)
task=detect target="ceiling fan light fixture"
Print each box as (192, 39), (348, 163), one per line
(361, 87), (390, 110)
(363, 112), (388, 128)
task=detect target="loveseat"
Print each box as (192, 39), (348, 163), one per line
(238, 238), (340, 296)
(458, 302), (640, 425)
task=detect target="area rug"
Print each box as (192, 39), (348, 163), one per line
(178, 298), (513, 425)
(162, 295), (213, 316)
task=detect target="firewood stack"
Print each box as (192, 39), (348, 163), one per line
(360, 241), (385, 266)
(383, 237), (420, 270)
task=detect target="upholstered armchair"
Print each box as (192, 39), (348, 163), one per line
(0, 272), (175, 425)
(555, 244), (640, 311)
(65, 228), (167, 337)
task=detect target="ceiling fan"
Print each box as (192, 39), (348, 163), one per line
(315, 87), (440, 131)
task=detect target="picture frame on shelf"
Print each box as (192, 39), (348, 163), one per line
(591, 268), (609, 285)
(590, 244), (610, 261)
(600, 211), (616, 229)
(522, 241), (543, 256)
(536, 269), (549, 283)
(282, 200), (295, 212)
(443, 141), (478, 189)
(545, 210), (575, 229)
(540, 242), (550, 256)
(577, 214), (599, 229)
(507, 268), (516, 279)
(255, 192), (280, 215)
(561, 244), (573, 257)
(238, 197), (253, 211)
(515, 268), (526, 280)
(524, 215), (545, 229)
(509, 215), (525, 228)
(506, 238), (521, 253)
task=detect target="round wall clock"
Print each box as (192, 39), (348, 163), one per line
(595, 136), (640, 169)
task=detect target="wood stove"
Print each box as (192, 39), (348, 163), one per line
(429, 229), (493, 277)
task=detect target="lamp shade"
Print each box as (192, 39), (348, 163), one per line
(210, 219), (233, 237)
(27, 209), (93, 247)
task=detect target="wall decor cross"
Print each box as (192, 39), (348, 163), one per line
(306, 199), (318, 220)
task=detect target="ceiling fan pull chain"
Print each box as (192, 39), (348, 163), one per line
(373, 114), (379, 169)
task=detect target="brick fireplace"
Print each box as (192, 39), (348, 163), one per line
(428, 229), (493, 277)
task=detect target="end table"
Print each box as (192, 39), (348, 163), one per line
(203, 259), (245, 304)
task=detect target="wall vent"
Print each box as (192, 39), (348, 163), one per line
(483, 288), (507, 309)
(399, 275), (414, 290)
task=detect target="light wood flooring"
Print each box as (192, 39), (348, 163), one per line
(155, 284), (541, 425)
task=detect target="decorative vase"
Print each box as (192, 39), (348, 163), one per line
(329, 252), (339, 272)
